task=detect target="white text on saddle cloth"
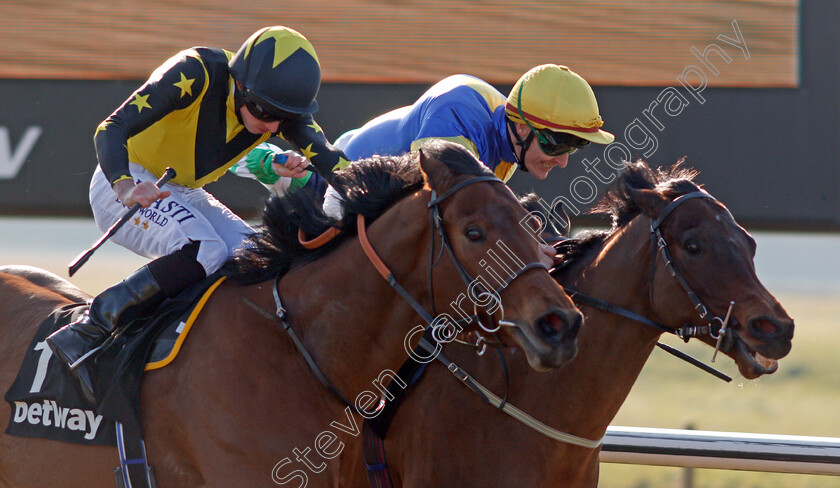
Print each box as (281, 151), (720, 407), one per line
(12, 400), (104, 441)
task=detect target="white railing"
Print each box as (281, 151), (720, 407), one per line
(601, 426), (840, 476)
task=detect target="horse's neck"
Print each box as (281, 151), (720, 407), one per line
(526, 217), (663, 440)
(278, 197), (433, 399)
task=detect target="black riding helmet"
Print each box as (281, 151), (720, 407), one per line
(229, 26), (322, 118)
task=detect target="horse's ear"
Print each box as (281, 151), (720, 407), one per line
(419, 147), (454, 193)
(626, 183), (668, 219)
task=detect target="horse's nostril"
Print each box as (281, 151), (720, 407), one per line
(748, 316), (782, 337)
(754, 320), (775, 335)
(535, 309), (586, 343)
(536, 311), (574, 342)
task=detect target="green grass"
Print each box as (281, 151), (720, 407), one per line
(599, 293), (840, 487)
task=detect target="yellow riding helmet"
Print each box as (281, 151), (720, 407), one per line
(506, 65), (614, 145)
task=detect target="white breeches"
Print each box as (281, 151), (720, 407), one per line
(89, 163), (254, 275)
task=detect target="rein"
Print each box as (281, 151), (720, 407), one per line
(564, 289), (732, 382)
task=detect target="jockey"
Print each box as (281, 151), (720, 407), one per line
(47, 26), (349, 404)
(258, 64), (615, 218)
(256, 64), (614, 264)
(340, 65), (613, 177)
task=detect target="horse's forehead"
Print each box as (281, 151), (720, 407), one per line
(669, 198), (750, 243)
(441, 182), (524, 226)
(472, 183), (520, 212)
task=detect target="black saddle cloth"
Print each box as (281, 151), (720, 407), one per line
(4, 272), (224, 444)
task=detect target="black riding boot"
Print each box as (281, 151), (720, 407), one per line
(46, 266), (165, 404)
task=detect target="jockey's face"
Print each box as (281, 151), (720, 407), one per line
(512, 123), (570, 180)
(240, 104), (281, 135)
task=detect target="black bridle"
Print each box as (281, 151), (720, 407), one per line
(242, 174), (601, 488)
(426, 176), (550, 335)
(562, 189), (737, 382)
(648, 190), (737, 338)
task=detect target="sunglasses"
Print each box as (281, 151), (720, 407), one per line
(533, 129), (590, 156)
(241, 88), (299, 123)
(244, 97), (280, 122)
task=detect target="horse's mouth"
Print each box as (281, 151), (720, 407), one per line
(731, 334), (779, 378)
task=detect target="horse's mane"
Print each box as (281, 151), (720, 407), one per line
(229, 141), (492, 284)
(553, 158), (700, 266)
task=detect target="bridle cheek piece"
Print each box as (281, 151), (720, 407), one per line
(648, 191), (738, 347)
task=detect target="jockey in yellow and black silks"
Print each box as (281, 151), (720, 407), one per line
(47, 26), (349, 404)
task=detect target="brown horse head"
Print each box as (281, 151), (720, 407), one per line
(416, 142), (582, 370)
(620, 160), (794, 378)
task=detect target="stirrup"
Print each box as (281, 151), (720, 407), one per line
(68, 327), (127, 370)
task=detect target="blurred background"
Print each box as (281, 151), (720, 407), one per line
(1, 1), (837, 486)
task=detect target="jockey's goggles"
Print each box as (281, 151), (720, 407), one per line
(242, 89), (297, 122)
(533, 128), (590, 156)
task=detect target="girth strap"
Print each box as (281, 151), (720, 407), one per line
(362, 422), (395, 488)
(114, 422), (156, 488)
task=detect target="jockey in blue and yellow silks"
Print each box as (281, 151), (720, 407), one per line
(323, 65), (615, 216)
(253, 65), (615, 219)
(336, 64), (615, 180)
(321, 65), (615, 268)
(337, 74), (521, 182)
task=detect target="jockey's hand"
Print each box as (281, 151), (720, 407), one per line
(539, 243), (558, 269)
(113, 178), (171, 208)
(272, 151), (311, 179)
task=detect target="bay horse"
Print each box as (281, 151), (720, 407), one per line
(333, 160), (795, 488)
(0, 141), (582, 487)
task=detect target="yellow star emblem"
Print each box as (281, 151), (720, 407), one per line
(299, 143), (318, 160)
(250, 28), (319, 68)
(334, 157), (352, 170)
(130, 93), (152, 113)
(142, 221), (149, 230)
(307, 121), (323, 134)
(134, 217), (141, 226)
(173, 72), (195, 98)
(94, 121), (111, 138)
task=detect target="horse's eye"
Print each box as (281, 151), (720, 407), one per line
(465, 226), (485, 242)
(683, 238), (700, 254)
